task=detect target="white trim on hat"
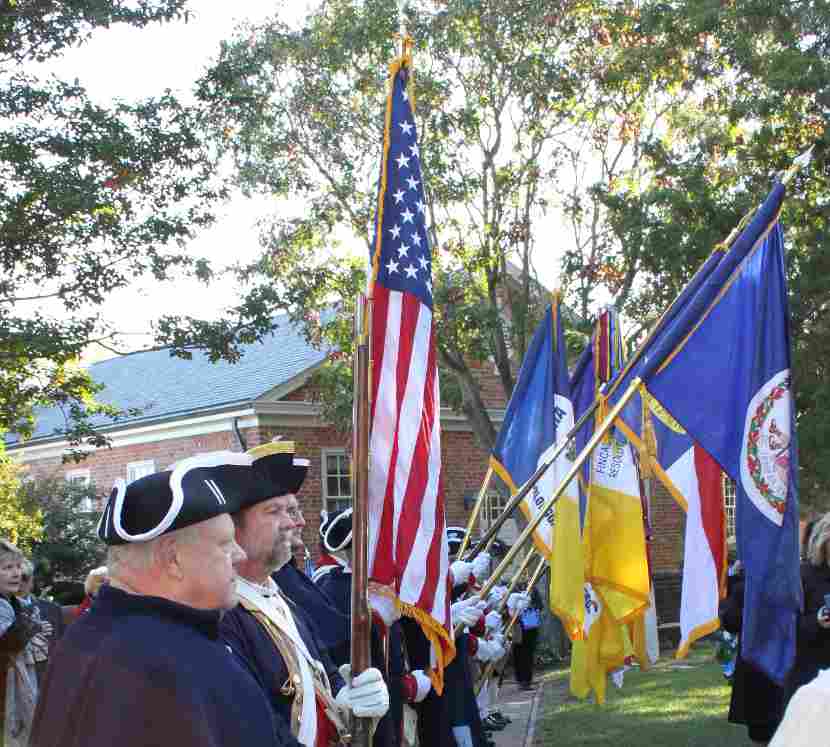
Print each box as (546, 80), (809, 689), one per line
(112, 450), (253, 543)
(323, 507), (354, 553)
(294, 458), (311, 468)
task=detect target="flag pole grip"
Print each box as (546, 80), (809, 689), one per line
(454, 545), (537, 637)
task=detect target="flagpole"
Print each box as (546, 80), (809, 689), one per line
(454, 544), (537, 635)
(475, 555), (548, 694)
(350, 293), (372, 747)
(458, 467), (493, 558)
(472, 378), (642, 602)
(462, 399), (599, 562)
(605, 146), (814, 404)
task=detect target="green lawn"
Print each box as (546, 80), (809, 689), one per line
(534, 647), (755, 746)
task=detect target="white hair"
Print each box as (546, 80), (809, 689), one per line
(106, 523), (204, 580)
(808, 512), (830, 568)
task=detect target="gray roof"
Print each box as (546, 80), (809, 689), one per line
(7, 317), (329, 446)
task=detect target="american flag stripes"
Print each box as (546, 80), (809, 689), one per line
(367, 57), (454, 689)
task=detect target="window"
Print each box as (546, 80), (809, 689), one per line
(723, 474), (736, 539)
(127, 460), (156, 485)
(65, 469), (90, 487)
(323, 450), (351, 514)
(65, 470), (94, 512)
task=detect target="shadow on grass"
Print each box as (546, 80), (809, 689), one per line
(535, 647), (755, 747)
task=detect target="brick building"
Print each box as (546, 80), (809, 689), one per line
(6, 316), (689, 627)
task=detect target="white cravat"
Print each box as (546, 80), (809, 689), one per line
(236, 577), (324, 747)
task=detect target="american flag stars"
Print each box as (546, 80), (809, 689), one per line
(373, 70), (433, 307)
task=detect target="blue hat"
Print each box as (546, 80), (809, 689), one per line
(97, 451), (258, 545)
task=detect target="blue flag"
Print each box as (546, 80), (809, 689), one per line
(607, 182), (801, 684)
(490, 296), (573, 557)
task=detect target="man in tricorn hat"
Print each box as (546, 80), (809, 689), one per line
(29, 452), (282, 747)
(221, 440), (390, 747)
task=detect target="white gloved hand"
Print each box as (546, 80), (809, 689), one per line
(451, 595), (485, 628)
(490, 633), (507, 659)
(471, 552), (491, 581)
(370, 592), (401, 627)
(484, 610), (502, 632)
(336, 667), (390, 718)
(487, 585), (508, 607)
(474, 638), (497, 663)
(507, 592), (531, 617)
(450, 560), (474, 586)
(411, 670), (432, 703)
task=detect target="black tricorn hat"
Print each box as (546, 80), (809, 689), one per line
(321, 508), (353, 553)
(97, 451), (259, 546)
(238, 440), (310, 511)
(446, 526), (468, 557)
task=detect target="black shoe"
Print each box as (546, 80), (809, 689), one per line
(482, 715), (506, 732)
(490, 711), (511, 725)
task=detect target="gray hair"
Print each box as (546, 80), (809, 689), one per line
(807, 512), (830, 568)
(0, 539), (22, 563)
(20, 558), (34, 577)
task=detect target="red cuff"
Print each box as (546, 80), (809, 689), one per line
(467, 635), (479, 656)
(471, 617), (486, 637)
(401, 673), (418, 703)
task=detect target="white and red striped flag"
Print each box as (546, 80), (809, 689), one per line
(366, 54), (455, 691)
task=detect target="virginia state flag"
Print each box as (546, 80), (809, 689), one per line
(490, 293), (575, 558)
(610, 182), (801, 684)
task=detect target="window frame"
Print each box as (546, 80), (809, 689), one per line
(322, 448), (352, 515)
(723, 474), (737, 540)
(65, 469), (94, 512)
(126, 459), (156, 485)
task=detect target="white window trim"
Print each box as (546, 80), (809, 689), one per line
(322, 448), (351, 512)
(65, 468), (90, 486)
(126, 459), (156, 485)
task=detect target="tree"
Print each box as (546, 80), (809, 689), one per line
(1, 0), (229, 449)
(196, 0), (609, 450)
(572, 0), (829, 510)
(0, 446), (42, 552)
(20, 476), (104, 596)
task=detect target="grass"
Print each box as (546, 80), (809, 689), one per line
(534, 647), (756, 746)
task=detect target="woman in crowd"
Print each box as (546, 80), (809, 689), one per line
(0, 540), (38, 747)
(787, 513), (830, 701)
(719, 557), (784, 745)
(511, 584), (543, 691)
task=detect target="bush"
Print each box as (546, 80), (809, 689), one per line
(19, 477), (105, 595)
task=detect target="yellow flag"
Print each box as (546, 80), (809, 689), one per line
(569, 429), (650, 703)
(550, 480), (584, 640)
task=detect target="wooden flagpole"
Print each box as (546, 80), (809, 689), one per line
(350, 293), (372, 747)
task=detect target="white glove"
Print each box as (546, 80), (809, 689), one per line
(474, 638), (498, 663)
(507, 592), (531, 616)
(451, 595), (485, 628)
(488, 635), (507, 661)
(450, 560), (474, 586)
(484, 610), (502, 632)
(336, 667), (390, 718)
(487, 585), (508, 607)
(410, 669), (432, 703)
(471, 552), (491, 581)
(370, 592), (401, 627)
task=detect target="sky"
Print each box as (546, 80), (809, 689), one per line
(35, 0), (575, 359)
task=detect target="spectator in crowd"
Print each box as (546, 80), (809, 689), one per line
(719, 558), (784, 745)
(0, 540), (38, 747)
(16, 560), (64, 684)
(786, 512), (830, 703)
(512, 584), (543, 691)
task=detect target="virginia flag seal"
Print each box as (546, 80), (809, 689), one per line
(740, 369), (791, 527)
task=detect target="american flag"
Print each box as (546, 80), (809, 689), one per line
(367, 59), (454, 687)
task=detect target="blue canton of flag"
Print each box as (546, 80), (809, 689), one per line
(373, 69), (432, 308)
